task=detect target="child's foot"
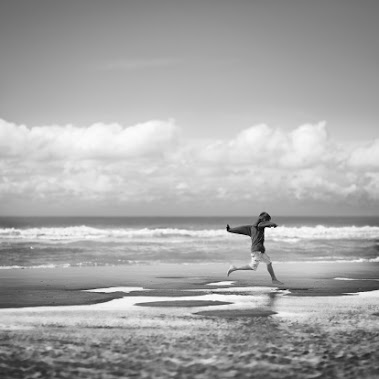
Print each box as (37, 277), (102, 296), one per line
(272, 279), (284, 286)
(227, 265), (236, 277)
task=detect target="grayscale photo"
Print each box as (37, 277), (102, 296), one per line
(0, 0), (378, 378)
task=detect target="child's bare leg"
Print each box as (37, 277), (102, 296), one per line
(267, 263), (283, 285)
(227, 264), (253, 277)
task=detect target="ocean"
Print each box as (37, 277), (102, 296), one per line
(0, 216), (378, 269)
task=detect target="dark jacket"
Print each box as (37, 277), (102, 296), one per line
(228, 221), (277, 252)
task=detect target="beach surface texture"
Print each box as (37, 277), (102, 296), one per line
(1, 262), (379, 378)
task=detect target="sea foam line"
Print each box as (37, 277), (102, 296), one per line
(1, 257), (378, 270)
(0, 225), (378, 241)
(334, 277), (379, 281)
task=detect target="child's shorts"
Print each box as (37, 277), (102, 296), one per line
(249, 251), (272, 271)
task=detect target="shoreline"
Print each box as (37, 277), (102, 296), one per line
(1, 261), (379, 309)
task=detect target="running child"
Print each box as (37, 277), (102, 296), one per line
(226, 212), (283, 285)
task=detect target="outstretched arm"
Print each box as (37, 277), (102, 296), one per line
(226, 224), (252, 236)
(257, 221), (278, 228)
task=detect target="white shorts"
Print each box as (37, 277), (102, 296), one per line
(249, 251), (272, 271)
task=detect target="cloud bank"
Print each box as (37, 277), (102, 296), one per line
(0, 118), (378, 214)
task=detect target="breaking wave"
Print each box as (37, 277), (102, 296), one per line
(1, 225), (379, 242)
(0, 225), (378, 242)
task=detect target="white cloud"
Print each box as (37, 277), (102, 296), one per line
(348, 139), (379, 169)
(281, 122), (329, 167)
(196, 121), (333, 169)
(0, 118), (378, 213)
(287, 168), (358, 201)
(0, 118), (178, 160)
(228, 123), (286, 164)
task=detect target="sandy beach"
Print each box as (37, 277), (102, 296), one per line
(1, 262), (379, 378)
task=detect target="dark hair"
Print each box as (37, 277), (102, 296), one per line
(258, 212), (271, 221)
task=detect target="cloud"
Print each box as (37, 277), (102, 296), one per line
(348, 139), (379, 169)
(0, 118), (178, 161)
(0, 118), (378, 213)
(281, 122), (330, 167)
(364, 173), (379, 200)
(287, 168), (358, 201)
(197, 121), (333, 169)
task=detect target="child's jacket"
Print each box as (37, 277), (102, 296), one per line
(228, 221), (276, 253)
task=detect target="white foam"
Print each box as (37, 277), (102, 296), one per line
(281, 257), (379, 263)
(2, 257), (378, 270)
(349, 289), (379, 297)
(269, 225), (379, 240)
(0, 226), (226, 241)
(206, 281), (235, 286)
(0, 264), (71, 270)
(1, 224), (378, 242)
(334, 277), (379, 281)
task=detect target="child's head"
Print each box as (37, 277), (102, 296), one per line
(258, 212), (271, 222)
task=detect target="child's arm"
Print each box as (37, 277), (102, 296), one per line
(257, 221), (278, 228)
(226, 224), (252, 236)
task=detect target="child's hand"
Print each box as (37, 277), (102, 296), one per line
(226, 224), (230, 231)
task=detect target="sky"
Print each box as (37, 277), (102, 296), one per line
(0, 0), (378, 216)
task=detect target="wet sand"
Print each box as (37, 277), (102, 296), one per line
(1, 262), (379, 308)
(1, 262), (379, 378)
